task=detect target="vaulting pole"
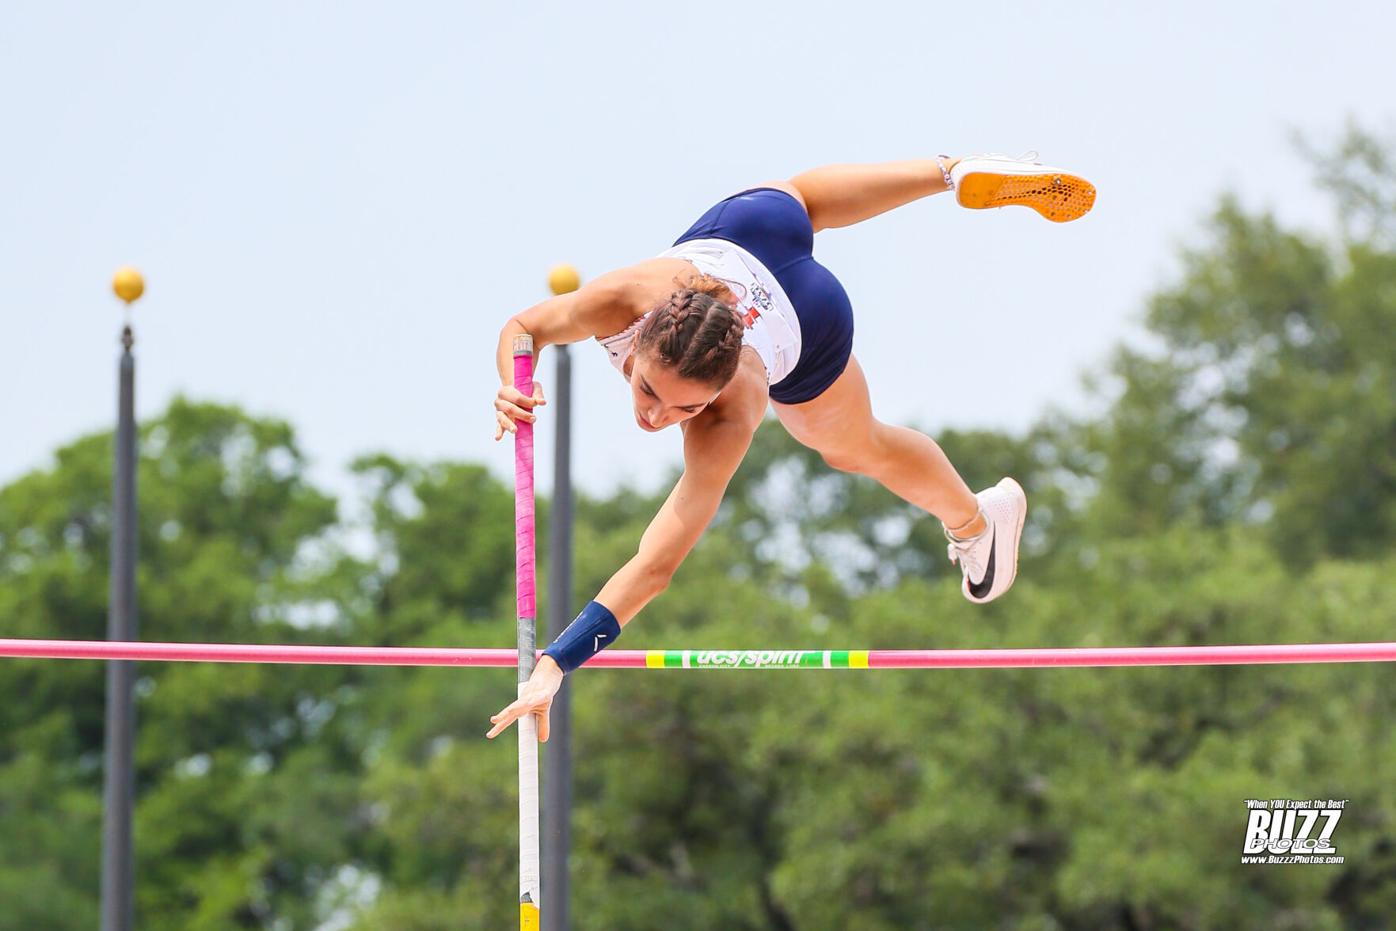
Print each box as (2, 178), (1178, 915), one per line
(513, 333), (541, 930)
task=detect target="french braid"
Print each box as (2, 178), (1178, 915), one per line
(635, 288), (746, 387)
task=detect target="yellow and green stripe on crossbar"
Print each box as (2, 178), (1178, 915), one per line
(644, 650), (870, 669)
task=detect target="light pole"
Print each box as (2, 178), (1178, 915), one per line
(102, 265), (144, 931)
(543, 263), (579, 931)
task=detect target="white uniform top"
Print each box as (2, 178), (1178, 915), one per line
(596, 238), (802, 386)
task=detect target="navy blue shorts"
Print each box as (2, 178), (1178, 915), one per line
(673, 188), (854, 405)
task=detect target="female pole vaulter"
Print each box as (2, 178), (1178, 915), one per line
(487, 153), (1095, 740)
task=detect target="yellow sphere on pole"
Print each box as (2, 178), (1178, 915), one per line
(112, 266), (145, 305)
(547, 264), (581, 296)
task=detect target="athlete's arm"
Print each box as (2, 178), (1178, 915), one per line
(596, 381), (765, 622)
(494, 277), (605, 438)
(486, 361), (767, 741)
(494, 261), (684, 439)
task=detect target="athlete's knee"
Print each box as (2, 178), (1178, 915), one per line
(818, 435), (879, 476)
(821, 421), (898, 476)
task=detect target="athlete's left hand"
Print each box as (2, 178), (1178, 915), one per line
(486, 655), (565, 741)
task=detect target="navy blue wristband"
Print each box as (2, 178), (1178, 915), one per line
(542, 600), (621, 673)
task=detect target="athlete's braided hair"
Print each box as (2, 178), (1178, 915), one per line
(635, 283), (745, 387)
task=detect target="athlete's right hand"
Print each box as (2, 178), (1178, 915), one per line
(494, 380), (546, 440)
(486, 656), (565, 741)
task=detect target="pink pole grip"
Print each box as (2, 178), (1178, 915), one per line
(513, 339), (536, 623)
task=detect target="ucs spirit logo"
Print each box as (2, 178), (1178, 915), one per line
(1242, 799), (1345, 855)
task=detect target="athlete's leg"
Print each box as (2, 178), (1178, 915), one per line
(772, 354), (986, 537)
(786, 159), (961, 232)
(775, 355), (1029, 603)
(780, 153), (1096, 229)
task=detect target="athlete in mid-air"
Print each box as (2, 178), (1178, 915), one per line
(487, 153), (1095, 740)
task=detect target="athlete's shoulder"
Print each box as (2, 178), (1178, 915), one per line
(591, 259), (694, 302)
(577, 260), (691, 336)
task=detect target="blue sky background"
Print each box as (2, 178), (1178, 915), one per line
(3, 0), (1391, 499)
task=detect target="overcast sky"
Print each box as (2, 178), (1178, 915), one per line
(3, 0), (1391, 502)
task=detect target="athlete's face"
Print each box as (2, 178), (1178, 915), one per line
(629, 354), (721, 432)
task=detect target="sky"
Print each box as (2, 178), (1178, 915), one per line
(2, 0), (1392, 502)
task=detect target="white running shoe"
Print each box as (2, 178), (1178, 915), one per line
(946, 477), (1028, 604)
(949, 153), (1096, 223)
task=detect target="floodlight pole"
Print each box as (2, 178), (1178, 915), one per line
(543, 265), (579, 931)
(102, 267), (144, 931)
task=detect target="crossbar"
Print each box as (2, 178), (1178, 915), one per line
(3, 639), (1395, 669)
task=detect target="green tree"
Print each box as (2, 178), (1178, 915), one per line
(1079, 126), (1396, 565)
(0, 399), (358, 929)
(5, 126), (1396, 931)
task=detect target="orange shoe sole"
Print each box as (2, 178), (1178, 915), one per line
(956, 171), (1097, 223)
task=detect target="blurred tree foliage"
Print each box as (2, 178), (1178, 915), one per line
(2, 126), (1394, 930)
